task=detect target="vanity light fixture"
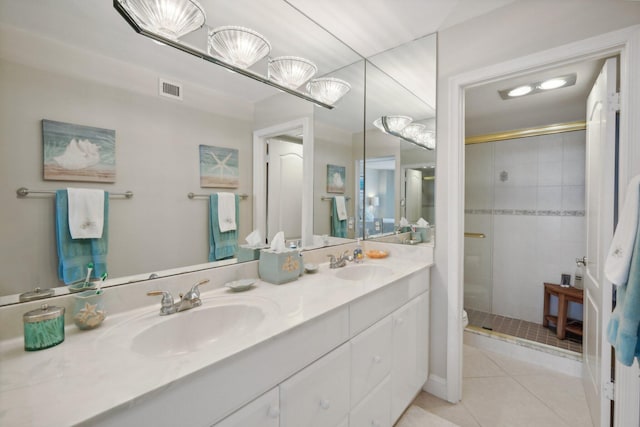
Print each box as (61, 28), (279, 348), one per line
(208, 26), (271, 69)
(268, 56), (318, 89)
(373, 115), (413, 134)
(114, 0), (343, 109)
(400, 123), (427, 141)
(306, 77), (351, 106)
(499, 73), (577, 100)
(116, 0), (206, 40)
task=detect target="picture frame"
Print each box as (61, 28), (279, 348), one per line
(43, 119), (116, 183)
(199, 145), (239, 188)
(326, 164), (346, 194)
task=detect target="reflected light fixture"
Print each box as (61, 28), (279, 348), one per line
(306, 77), (351, 106)
(373, 115), (413, 135)
(268, 56), (318, 89)
(415, 130), (436, 150)
(400, 123), (427, 140)
(208, 26), (271, 69)
(116, 0), (206, 40)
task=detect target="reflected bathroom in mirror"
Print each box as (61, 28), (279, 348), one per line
(0, 0), (366, 303)
(363, 33), (437, 244)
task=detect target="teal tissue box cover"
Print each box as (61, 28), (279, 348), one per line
(259, 249), (301, 285)
(238, 246), (262, 263)
(415, 227), (429, 242)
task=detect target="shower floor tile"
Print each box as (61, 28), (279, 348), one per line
(466, 309), (582, 353)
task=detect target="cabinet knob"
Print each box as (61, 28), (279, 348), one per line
(372, 355), (382, 364)
(396, 317), (404, 325)
(319, 399), (331, 410)
(267, 405), (280, 418)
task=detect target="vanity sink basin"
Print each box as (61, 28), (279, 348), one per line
(334, 264), (393, 282)
(124, 297), (277, 358)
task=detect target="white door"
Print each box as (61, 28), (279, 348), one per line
(405, 169), (422, 222)
(583, 57), (617, 427)
(267, 139), (303, 242)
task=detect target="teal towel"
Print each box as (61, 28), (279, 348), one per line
(331, 197), (347, 238)
(607, 187), (640, 366)
(55, 190), (109, 285)
(209, 194), (239, 261)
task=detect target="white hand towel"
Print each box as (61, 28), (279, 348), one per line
(218, 192), (237, 233)
(605, 174), (640, 285)
(335, 196), (347, 221)
(67, 188), (105, 239)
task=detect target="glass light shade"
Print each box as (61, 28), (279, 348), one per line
(539, 78), (567, 90)
(507, 85), (532, 97)
(306, 77), (351, 105)
(208, 26), (271, 69)
(268, 56), (318, 90)
(415, 130), (436, 150)
(117, 0), (206, 40)
(373, 116), (412, 135)
(400, 123), (427, 141)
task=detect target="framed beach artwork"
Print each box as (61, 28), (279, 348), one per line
(327, 164), (346, 194)
(199, 145), (239, 188)
(43, 119), (116, 183)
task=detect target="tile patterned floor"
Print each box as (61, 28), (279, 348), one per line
(466, 308), (582, 353)
(405, 345), (593, 427)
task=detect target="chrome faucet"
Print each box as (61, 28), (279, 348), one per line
(147, 279), (211, 316)
(327, 250), (351, 269)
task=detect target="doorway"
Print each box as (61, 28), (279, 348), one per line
(443, 27), (640, 426)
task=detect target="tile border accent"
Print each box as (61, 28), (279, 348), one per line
(465, 209), (584, 217)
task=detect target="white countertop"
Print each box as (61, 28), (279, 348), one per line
(0, 243), (432, 426)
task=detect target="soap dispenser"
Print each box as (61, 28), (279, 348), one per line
(353, 239), (364, 264)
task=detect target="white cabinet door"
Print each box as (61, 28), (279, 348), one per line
(280, 343), (350, 427)
(350, 316), (392, 406)
(214, 388), (279, 427)
(390, 292), (429, 423)
(349, 375), (391, 427)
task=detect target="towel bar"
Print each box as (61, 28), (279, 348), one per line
(321, 196), (352, 201)
(16, 187), (133, 199)
(187, 192), (248, 200)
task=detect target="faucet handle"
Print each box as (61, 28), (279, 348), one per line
(185, 278), (211, 299)
(147, 290), (175, 315)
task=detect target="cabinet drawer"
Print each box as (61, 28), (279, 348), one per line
(350, 316), (392, 406)
(349, 375), (391, 427)
(280, 343), (350, 427)
(214, 388), (279, 427)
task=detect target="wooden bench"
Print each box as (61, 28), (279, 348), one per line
(542, 282), (583, 340)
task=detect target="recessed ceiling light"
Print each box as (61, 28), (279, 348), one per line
(498, 73), (577, 100)
(539, 78), (567, 90)
(507, 85), (533, 97)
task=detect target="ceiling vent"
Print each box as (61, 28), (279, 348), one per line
(158, 78), (183, 101)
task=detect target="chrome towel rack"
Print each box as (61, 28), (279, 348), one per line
(16, 187), (133, 199)
(321, 195), (351, 201)
(187, 192), (248, 200)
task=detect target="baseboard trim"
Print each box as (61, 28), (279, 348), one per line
(423, 373), (448, 401)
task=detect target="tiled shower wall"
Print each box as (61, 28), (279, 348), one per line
(464, 130), (585, 324)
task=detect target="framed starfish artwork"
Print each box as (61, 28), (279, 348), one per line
(199, 145), (239, 188)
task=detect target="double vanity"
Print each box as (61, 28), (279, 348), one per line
(0, 242), (432, 427)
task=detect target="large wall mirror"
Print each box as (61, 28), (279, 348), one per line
(363, 34), (437, 242)
(0, 0), (432, 305)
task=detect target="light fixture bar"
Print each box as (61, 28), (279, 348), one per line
(113, 0), (335, 110)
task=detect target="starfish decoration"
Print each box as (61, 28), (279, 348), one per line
(205, 151), (234, 178)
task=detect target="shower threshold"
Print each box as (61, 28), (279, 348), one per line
(465, 308), (582, 354)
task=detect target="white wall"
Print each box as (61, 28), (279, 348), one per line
(464, 131), (586, 323)
(433, 0), (640, 397)
(0, 59), (253, 296)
